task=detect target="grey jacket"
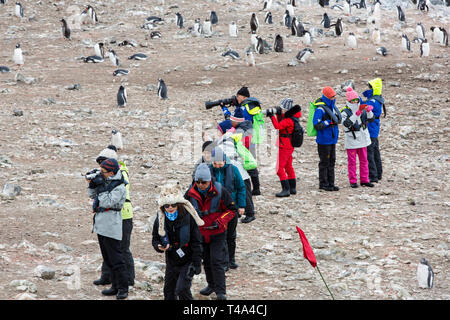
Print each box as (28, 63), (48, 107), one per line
(88, 170), (126, 241)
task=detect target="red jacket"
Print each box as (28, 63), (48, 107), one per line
(186, 182), (236, 243)
(270, 106), (302, 150)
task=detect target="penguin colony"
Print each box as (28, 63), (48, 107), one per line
(0, 1), (448, 105)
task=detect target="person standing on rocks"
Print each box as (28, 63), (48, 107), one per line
(209, 146), (246, 270)
(92, 145), (135, 287)
(312, 86), (342, 191)
(265, 98), (302, 197)
(185, 163), (237, 300)
(151, 182), (204, 300)
(341, 87), (375, 188)
(362, 78), (386, 183)
(87, 158), (128, 299)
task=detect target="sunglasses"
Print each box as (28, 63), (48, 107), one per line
(163, 203), (177, 209)
(196, 180), (209, 185)
(350, 98), (360, 103)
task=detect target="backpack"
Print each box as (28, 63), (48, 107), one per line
(306, 99), (326, 137)
(288, 117), (304, 148)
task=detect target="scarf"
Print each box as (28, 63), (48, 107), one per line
(164, 210), (178, 221)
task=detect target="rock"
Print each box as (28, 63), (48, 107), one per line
(15, 73), (37, 84)
(195, 78), (213, 86)
(66, 84), (81, 90)
(43, 242), (73, 253)
(10, 280), (37, 293)
(1, 183), (21, 198)
(34, 265), (56, 280)
(142, 162), (153, 168)
(13, 109), (23, 116)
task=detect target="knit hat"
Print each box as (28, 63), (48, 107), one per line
(346, 87), (360, 102)
(217, 120), (232, 134)
(96, 146), (118, 164)
(100, 158), (120, 174)
(211, 146), (226, 163)
(322, 86), (336, 99)
(280, 98), (294, 111)
(194, 163), (211, 182)
(157, 182), (205, 236)
(237, 86), (250, 97)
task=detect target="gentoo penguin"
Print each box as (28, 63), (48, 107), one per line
(420, 39), (430, 57)
(94, 42), (105, 58)
(256, 36), (264, 54)
(83, 5), (98, 24)
(264, 11), (273, 24)
(417, 258), (434, 289)
(346, 32), (357, 49)
(150, 31), (162, 39)
(358, 0), (367, 9)
(176, 12), (183, 28)
(397, 6), (406, 22)
(376, 46), (387, 56)
(372, 28), (381, 44)
(83, 55), (103, 63)
(108, 49), (120, 66)
(430, 27), (441, 43)
(146, 16), (163, 23)
(319, 0), (327, 7)
(291, 17), (298, 36)
(117, 85), (127, 107)
(0, 66), (10, 73)
(321, 13), (331, 29)
(335, 18), (343, 36)
(203, 18), (213, 37)
(274, 34), (284, 52)
(158, 78), (168, 100)
(250, 13), (259, 33)
(261, 0), (273, 11)
(222, 49), (240, 60)
(343, 0), (351, 16)
(210, 11), (218, 25)
(13, 43), (24, 67)
(373, 0), (381, 17)
(283, 10), (292, 28)
(418, 0), (429, 12)
(111, 129), (123, 150)
(229, 21), (238, 37)
(61, 18), (71, 40)
(113, 69), (129, 76)
(401, 34), (411, 52)
(0, 0), (8, 4)
(286, 3), (295, 17)
(246, 50), (255, 66)
(439, 27), (448, 46)
(303, 31), (312, 46)
(251, 30), (258, 49)
(290, 0), (297, 6)
(193, 18), (202, 36)
(128, 53), (148, 60)
(15, 2), (23, 18)
(296, 48), (314, 63)
(416, 22), (425, 39)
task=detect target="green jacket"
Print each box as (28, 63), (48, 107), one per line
(119, 161), (133, 220)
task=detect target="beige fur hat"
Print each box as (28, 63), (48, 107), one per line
(157, 182), (205, 236)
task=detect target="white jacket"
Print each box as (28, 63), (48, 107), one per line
(341, 101), (373, 150)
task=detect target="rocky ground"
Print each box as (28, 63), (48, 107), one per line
(0, 0), (449, 300)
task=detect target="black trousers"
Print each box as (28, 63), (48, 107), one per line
(247, 168), (260, 192)
(317, 144), (336, 187)
(163, 262), (193, 300)
(97, 234), (128, 292)
(367, 137), (382, 182)
(244, 179), (255, 217)
(203, 233), (227, 295)
(101, 218), (135, 284)
(224, 213), (238, 266)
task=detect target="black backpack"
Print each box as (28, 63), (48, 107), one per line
(288, 117), (304, 148)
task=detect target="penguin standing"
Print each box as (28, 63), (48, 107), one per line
(246, 50), (255, 66)
(321, 13), (331, 29)
(401, 34), (411, 52)
(291, 17), (298, 36)
(176, 12), (183, 28)
(346, 32), (357, 49)
(251, 30), (258, 49)
(319, 0), (327, 7)
(13, 43), (24, 67)
(372, 27), (381, 44)
(0, 0), (8, 4)
(430, 27), (441, 43)
(250, 13), (259, 33)
(158, 78), (168, 100)
(229, 21), (238, 37)
(416, 22), (425, 40)
(117, 85), (127, 107)
(439, 27), (448, 46)
(108, 49), (120, 67)
(15, 2), (23, 18)
(296, 48), (314, 63)
(203, 18), (213, 37)
(343, 0), (351, 16)
(83, 5), (98, 24)
(417, 258), (434, 289)
(283, 10), (292, 28)
(274, 34), (284, 52)
(193, 18), (202, 36)
(420, 38), (430, 57)
(210, 11), (218, 25)
(264, 11), (273, 24)
(61, 18), (71, 40)
(335, 18), (343, 36)
(397, 6), (406, 22)
(261, 0), (273, 11)
(256, 36), (264, 54)
(303, 31), (312, 46)
(111, 129), (123, 150)
(94, 42), (105, 58)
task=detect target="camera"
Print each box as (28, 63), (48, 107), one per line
(85, 169), (101, 180)
(205, 95), (237, 110)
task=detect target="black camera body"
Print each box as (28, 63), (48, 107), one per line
(205, 95), (237, 109)
(86, 169), (105, 189)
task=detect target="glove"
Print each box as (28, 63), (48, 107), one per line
(89, 174), (105, 189)
(355, 110), (362, 116)
(265, 108), (273, 117)
(186, 262), (202, 279)
(366, 105), (373, 112)
(204, 221), (219, 230)
(276, 106), (282, 116)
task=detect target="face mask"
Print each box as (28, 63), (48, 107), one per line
(347, 102), (360, 110)
(164, 210), (178, 221)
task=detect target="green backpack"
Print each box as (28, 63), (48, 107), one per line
(306, 99), (326, 137)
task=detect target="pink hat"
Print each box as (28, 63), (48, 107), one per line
(346, 87), (359, 102)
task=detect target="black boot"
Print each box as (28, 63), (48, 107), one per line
(288, 179), (297, 195)
(101, 287), (118, 296)
(275, 180), (290, 197)
(251, 174), (261, 196)
(93, 276), (111, 286)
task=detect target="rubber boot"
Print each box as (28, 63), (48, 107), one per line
(275, 180), (290, 197)
(288, 179), (297, 195)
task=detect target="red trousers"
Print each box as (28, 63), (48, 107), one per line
(276, 148), (295, 181)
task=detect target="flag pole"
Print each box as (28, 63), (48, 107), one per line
(316, 265), (335, 300)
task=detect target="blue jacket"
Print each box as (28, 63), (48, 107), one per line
(312, 95), (341, 145)
(222, 97), (261, 122)
(362, 89), (384, 138)
(209, 161), (246, 209)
